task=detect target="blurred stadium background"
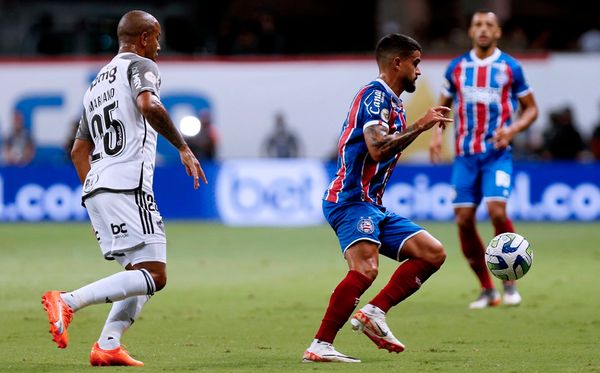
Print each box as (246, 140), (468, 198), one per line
(1, 1), (599, 371)
(0, 0), (598, 223)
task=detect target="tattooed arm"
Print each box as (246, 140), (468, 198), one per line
(137, 91), (207, 188)
(365, 106), (453, 162)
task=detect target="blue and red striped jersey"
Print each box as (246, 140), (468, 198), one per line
(442, 48), (532, 156)
(324, 78), (407, 205)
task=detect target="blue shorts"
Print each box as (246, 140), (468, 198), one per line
(322, 200), (424, 261)
(452, 149), (513, 206)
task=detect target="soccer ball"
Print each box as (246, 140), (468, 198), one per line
(485, 233), (533, 281)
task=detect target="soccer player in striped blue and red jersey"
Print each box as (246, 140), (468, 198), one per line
(303, 34), (453, 363)
(429, 11), (538, 309)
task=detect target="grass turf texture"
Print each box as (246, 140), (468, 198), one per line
(1, 222), (599, 372)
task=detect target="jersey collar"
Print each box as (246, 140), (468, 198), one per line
(469, 48), (501, 65)
(376, 78), (401, 103)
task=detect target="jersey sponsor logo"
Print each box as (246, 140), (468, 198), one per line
(111, 222), (128, 235)
(462, 86), (502, 104)
(357, 217), (375, 234)
(90, 66), (117, 90)
(363, 90), (384, 115)
(131, 66), (142, 90)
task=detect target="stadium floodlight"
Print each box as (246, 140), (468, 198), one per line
(179, 115), (202, 137)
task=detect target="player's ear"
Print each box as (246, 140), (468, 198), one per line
(495, 26), (502, 40)
(140, 31), (149, 47)
(392, 56), (402, 70)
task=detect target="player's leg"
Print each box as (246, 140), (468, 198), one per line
(455, 206), (499, 308)
(303, 202), (382, 363)
(483, 150), (521, 305)
(58, 192), (163, 311)
(351, 217), (445, 352)
(453, 155), (498, 308)
(89, 191), (167, 366)
(91, 244), (166, 366)
(42, 191), (164, 349)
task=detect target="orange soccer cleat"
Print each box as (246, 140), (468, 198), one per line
(41, 291), (74, 348)
(90, 342), (144, 367)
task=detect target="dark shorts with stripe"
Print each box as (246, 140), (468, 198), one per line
(85, 190), (166, 263)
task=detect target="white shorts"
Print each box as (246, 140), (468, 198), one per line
(85, 190), (166, 266)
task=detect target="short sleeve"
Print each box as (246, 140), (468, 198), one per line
(441, 62), (457, 98)
(510, 61), (531, 97)
(360, 89), (393, 129)
(75, 113), (92, 141)
(128, 58), (161, 98)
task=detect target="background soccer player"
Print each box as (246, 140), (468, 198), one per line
(429, 10), (538, 309)
(303, 34), (453, 363)
(41, 10), (206, 366)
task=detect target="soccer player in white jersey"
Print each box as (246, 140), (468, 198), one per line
(41, 10), (207, 366)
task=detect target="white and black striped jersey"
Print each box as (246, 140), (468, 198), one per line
(76, 52), (161, 200)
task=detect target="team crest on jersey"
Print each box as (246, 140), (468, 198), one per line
(83, 174), (99, 193)
(357, 217), (375, 234)
(381, 108), (390, 122)
(494, 70), (509, 86)
(144, 71), (157, 85)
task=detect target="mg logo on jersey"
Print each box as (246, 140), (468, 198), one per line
(111, 223), (128, 235)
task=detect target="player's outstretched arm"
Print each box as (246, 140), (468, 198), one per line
(136, 91), (207, 189)
(71, 138), (94, 184)
(365, 106), (452, 162)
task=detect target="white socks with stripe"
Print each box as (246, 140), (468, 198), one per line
(60, 269), (155, 312)
(98, 295), (149, 350)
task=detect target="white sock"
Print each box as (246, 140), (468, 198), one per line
(60, 269), (155, 311)
(98, 295), (149, 350)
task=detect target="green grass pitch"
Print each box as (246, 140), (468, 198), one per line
(1, 222), (599, 372)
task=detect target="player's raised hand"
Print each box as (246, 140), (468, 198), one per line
(417, 106), (453, 132)
(179, 144), (207, 189)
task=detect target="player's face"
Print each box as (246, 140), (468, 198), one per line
(469, 12), (501, 49)
(144, 22), (162, 61)
(401, 50), (421, 93)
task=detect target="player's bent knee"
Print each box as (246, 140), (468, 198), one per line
(427, 240), (446, 268)
(153, 273), (167, 292)
(362, 266), (379, 281)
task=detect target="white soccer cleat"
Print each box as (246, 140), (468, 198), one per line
(502, 284), (522, 306)
(350, 305), (405, 353)
(302, 339), (361, 363)
(469, 289), (501, 309)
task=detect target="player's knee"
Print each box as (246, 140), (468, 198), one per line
(363, 265), (379, 281)
(152, 272), (167, 292)
(456, 213), (476, 230)
(427, 240), (446, 268)
(354, 264), (378, 281)
(489, 211), (508, 226)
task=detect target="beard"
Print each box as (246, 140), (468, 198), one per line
(404, 77), (417, 93)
